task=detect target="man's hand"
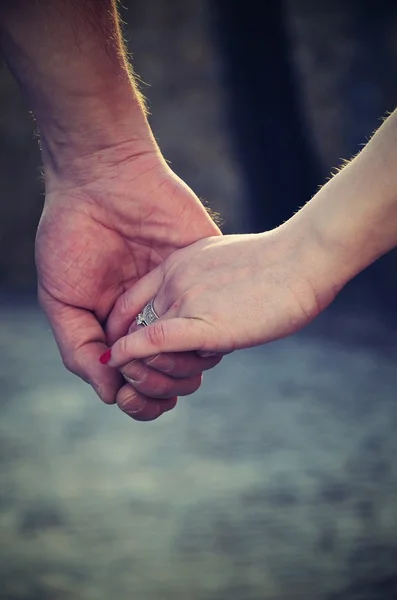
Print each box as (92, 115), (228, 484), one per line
(36, 148), (222, 420)
(0, 0), (223, 421)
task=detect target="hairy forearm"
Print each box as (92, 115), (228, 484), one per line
(0, 0), (154, 178)
(286, 108), (397, 296)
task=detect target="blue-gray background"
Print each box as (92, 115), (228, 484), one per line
(1, 1), (397, 598)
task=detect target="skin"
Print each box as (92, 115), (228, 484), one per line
(37, 151), (223, 419)
(106, 108), (397, 367)
(0, 0), (222, 421)
(105, 228), (330, 361)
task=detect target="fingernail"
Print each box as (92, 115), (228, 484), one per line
(99, 349), (112, 364)
(200, 351), (219, 358)
(144, 354), (175, 372)
(120, 395), (147, 415)
(92, 383), (103, 401)
(122, 360), (148, 384)
(126, 399), (147, 415)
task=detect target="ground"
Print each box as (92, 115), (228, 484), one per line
(1, 296), (396, 600)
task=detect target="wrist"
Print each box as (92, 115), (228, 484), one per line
(42, 138), (165, 199)
(276, 208), (346, 313)
(294, 157), (397, 295)
(0, 0), (156, 185)
(294, 110), (397, 293)
(40, 85), (157, 186)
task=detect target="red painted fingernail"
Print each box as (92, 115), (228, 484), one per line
(99, 349), (112, 364)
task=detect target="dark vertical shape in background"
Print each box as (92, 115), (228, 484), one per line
(346, 0), (397, 317)
(210, 0), (323, 232)
(327, 0), (397, 316)
(337, 0), (397, 154)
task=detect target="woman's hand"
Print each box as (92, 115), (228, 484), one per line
(106, 225), (337, 367)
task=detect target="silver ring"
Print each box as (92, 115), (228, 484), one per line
(135, 298), (160, 327)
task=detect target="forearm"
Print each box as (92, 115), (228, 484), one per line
(287, 108), (397, 296)
(0, 0), (154, 180)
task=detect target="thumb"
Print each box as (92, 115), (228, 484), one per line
(39, 290), (123, 403)
(108, 317), (212, 366)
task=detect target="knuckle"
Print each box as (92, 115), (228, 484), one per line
(145, 321), (167, 349)
(163, 271), (186, 300)
(117, 334), (130, 358)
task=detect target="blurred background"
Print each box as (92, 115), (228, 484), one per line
(1, 0), (397, 598)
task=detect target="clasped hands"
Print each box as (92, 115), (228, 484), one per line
(36, 146), (225, 422)
(37, 145), (327, 423)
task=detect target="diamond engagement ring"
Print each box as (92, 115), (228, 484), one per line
(135, 298), (160, 327)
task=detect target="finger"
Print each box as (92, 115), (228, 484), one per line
(117, 383), (177, 422)
(121, 360), (202, 398)
(143, 351), (223, 377)
(108, 317), (216, 366)
(125, 316), (222, 378)
(106, 266), (163, 345)
(127, 314), (223, 375)
(40, 290), (123, 404)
